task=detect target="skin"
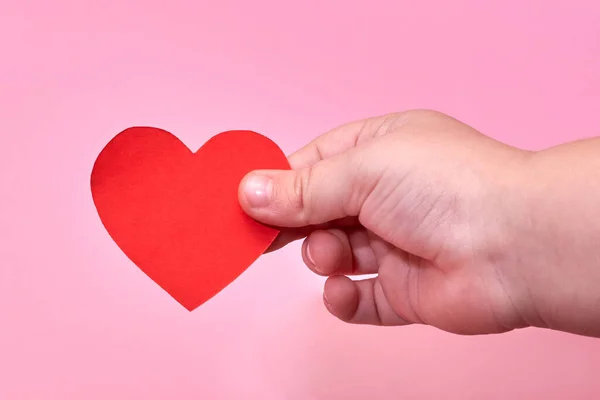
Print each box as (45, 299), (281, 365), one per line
(238, 110), (600, 338)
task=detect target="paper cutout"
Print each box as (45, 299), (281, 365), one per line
(91, 127), (290, 310)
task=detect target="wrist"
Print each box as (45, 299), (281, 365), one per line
(508, 144), (600, 336)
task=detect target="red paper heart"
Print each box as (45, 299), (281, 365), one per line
(91, 127), (290, 310)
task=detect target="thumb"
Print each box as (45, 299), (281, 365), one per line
(238, 149), (381, 228)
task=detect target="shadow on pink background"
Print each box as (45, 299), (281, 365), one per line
(1, 0), (600, 398)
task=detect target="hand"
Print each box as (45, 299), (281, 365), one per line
(238, 110), (600, 337)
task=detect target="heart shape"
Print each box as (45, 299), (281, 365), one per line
(91, 127), (290, 310)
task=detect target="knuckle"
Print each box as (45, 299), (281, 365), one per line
(393, 109), (451, 129)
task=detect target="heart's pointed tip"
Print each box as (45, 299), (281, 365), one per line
(180, 300), (201, 312)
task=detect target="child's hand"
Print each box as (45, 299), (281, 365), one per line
(238, 110), (600, 337)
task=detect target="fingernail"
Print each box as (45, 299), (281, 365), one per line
(323, 292), (332, 310)
(243, 174), (272, 208)
(305, 241), (316, 265)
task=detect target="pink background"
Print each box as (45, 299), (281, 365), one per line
(1, 0), (600, 398)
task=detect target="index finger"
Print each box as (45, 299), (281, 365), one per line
(287, 112), (398, 169)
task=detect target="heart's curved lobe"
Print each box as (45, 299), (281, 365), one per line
(91, 127), (290, 310)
